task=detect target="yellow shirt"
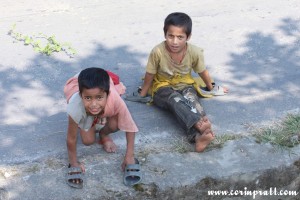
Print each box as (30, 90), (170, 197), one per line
(146, 41), (206, 77)
(146, 42), (211, 97)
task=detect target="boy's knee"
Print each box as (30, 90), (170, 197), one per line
(106, 119), (119, 133)
(168, 92), (183, 102)
(107, 126), (119, 134)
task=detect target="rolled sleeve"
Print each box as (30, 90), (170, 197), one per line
(146, 49), (159, 74)
(192, 47), (206, 73)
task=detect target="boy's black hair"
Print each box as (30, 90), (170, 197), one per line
(78, 67), (110, 95)
(163, 12), (192, 38)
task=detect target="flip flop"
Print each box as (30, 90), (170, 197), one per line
(211, 84), (226, 96)
(67, 165), (83, 189)
(200, 83), (226, 96)
(124, 158), (143, 186)
(125, 92), (151, 103)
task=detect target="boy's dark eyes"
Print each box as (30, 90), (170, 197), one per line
(84, 96), (104, 100)
(167, 35), (184, 40)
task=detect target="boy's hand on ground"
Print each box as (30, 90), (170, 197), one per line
(200, 82), (229, 96)
(125, 92), (151, 103)
(121, 155), (135, 171)
(70, 162), (86, 173)
(221, 86), (229, 93)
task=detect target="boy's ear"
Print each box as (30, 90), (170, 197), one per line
(187, 34), (191, 41)
(164, 33), (167, 39)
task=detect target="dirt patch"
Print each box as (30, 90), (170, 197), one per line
(120, 160), (300, 200)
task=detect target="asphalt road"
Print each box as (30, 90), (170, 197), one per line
(0, 1), (299, 199)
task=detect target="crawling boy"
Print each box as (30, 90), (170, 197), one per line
(64, 67), (141, 188)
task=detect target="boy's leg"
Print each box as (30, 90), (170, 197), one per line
(79, 126), (97, 145)
(153, 87), (201, 134)
(153, 87), (174, 109)
(154, 86), (214, 152)
(182, 87), (205, 115)
(182, 87), (215, 152)
(98, 116), (119, 153)
(79, 119), (118, 153)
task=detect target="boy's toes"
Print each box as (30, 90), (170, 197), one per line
(195, 130), (215, 152)
(99, 136), (117, 153)
(103, 141), (117, 153)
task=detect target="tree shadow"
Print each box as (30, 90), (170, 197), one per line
(1, 16), (300, 199)
(203, 17), (300, 133)
(1, 17), (300, 165)
(0, 42), (147, 164)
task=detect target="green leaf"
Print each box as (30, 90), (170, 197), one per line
(24, 36), (32, 45)
(55, 46), (62, 52)
(34, 47), (42, 52)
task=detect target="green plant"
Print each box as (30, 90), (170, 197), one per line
(171, 136), (193, 153)
(8, 24), (76, 57)
(253, 114), (300, 149)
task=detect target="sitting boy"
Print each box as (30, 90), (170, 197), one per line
(64, 67), (141, 188)
(126, 12), (228, 152)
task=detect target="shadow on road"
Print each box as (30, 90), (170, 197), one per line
(0, 18), (299, 199)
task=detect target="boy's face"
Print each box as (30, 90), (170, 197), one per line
(165, 25), (190, 54)
(80, 87), (108, 116)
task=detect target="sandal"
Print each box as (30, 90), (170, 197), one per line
(200, 83), (226, 96)
(67, 165), (83, 189)
(125, 92), (151, 103)
(124, 158), (143, 186)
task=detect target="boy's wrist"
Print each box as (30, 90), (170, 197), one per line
(207, 82), (215, 91)
(124, 153), (134, 159)
(139, 89), (148, 97)
(69, 160), (79, 167)
(125, 148), (134, 158)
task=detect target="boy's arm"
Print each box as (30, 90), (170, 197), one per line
(140, 72), (155, 97)
(198, 69), (214, 91)
(122, 131), (136, 170)
(67, 115), (80, 167)
(198, 69), (229, 93)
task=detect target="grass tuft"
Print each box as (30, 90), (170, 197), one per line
(171, 136), (193, 153)
(208, 134), (241, 149)
(252, 114), (300, 149)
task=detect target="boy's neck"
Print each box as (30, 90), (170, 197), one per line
(165, 42), (187, 64)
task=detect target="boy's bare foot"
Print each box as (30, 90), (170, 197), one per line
(195, 129), (215, 152)
(98, 136), (117, 153)
(193, 116), (215, 152)
(194, 116), (212, 134)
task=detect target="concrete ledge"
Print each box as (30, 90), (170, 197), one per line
(0, 138), (299, 199)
